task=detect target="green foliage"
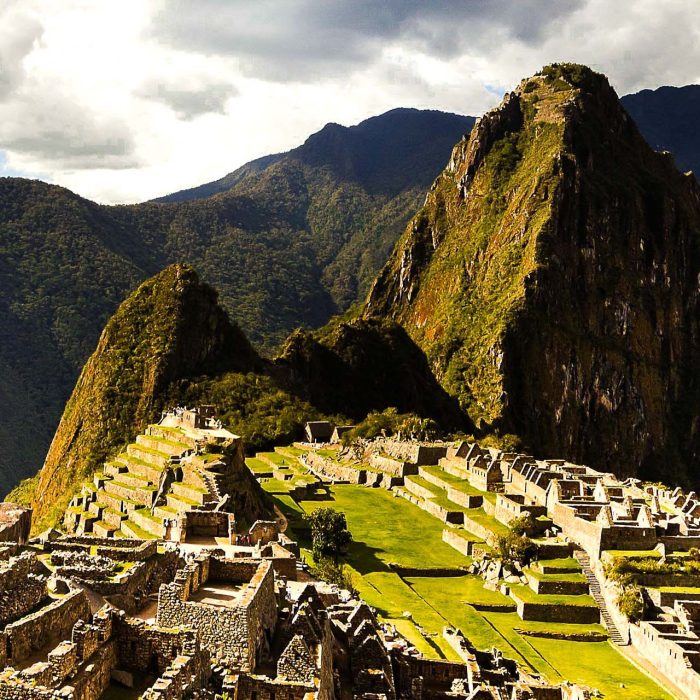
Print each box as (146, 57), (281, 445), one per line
(312, 557), (355, 592)
(606, 555), (700, 582)
(341, 407), (438, 445)
(509, 513), (536, 537)
(179, 371), (321, 454)
(306, 507), (353, 563)
(496, 529), (536, 565)
(0, 112), (473, 493)
(617, 586), (645, 622)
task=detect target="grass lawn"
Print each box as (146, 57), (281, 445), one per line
(529, 637), (674, 699)
(245, 457), (273, 474)
(534, 557), (581, 572)
(465, 509), (511, 537)
(510, 584), (598, 607)
(526, 567), (587, 583)
(290, 478), (671, 698)
(300, 485), (468, 571)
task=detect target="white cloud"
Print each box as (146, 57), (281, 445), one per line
(1, 0), (699, 203)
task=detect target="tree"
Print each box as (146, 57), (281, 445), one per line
(306, 508), (353, 563)
(496, 530), (536, 566)
(313, 558), (355, 592)
(617, 586), (645, 622)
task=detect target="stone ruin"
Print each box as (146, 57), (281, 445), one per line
(0, 495), (591, 700)
(62, 407), (258, 543)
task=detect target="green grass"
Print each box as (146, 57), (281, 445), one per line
(258, 451), (287, 465)
(465, 508), (510, 537)
(245, 457), (273, 473)
(510, 584), (597, 607)
(528, 638), (673, 699)
(535, 557), (581, 572)
(301, 485), (468, 570)
(261, 478), (296, 494)
(293, 478), (670, 697)
(526, 567), (586, 583)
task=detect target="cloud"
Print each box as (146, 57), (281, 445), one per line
(0, 3), (43, 99)
(151, 0), (585, 81)
(1, 0), (700, 203)
(136, 75), (238, 120)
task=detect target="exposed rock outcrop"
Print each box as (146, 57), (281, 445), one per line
(367, 64), (700, 484)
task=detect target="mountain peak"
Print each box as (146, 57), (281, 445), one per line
(366, 63), (700, 484)
(21, 264), (259, 530)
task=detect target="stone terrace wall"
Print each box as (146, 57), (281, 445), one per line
(157, 559), (276, 672)
(305, 453), (364, 484)
(0, 505), (31, 545)
(2, 588), (91, 663)
(381, 440), (448, 466)
(49, 537), (157, 562)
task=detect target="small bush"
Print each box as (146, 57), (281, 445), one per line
(313, 558), (355, 593)
(510, 513), (536, 537)
(617, 586), (645, 622)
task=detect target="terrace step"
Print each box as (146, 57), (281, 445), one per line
(116, 454), (163, 483)
(126, 443), (170, 469)
(96, 490), (140, 514)
(171, 481), (209, 505)
(120, 519), (157, 540)
(136, 433), (191, 457)
(129, 508), (166, 538)
(103, 479), (156, 507)
(574, 550), (627, 645)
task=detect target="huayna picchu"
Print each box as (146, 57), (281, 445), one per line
(365, 63), (700, 486)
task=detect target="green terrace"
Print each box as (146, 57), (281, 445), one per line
(291, 481), (670, 699)
(509, 584), (598, 609)
(419, 465), (498, 503)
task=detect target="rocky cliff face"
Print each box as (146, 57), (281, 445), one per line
(367, 64), (700, 484)
(277, 317), (467, 429)
(18, 264), (263, 529)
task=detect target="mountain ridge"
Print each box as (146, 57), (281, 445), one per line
(365, 63), (700, 484)
(0, 108), (474, 496)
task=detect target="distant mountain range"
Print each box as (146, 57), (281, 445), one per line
(621, 84), (700, 177)
(0, 108), (474, 495)
(2, 82), (700, 497)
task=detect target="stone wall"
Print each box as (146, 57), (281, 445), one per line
(509, 590), (600, 624)
(396, 488), (464, 525)
(525, 573), (588, 596)
(186, 510), (230, 538)
(0, 504), (31, 545)
(381, 440), (448, 466)
(2, 588), (91, 663)
(442, 529), (476, 556)
(48, 537), (157, 562)
(306, 453), (364, 484)
(630, 622), (700, 699)
(156, 558), (276, 672)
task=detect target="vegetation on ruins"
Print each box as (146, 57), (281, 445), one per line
(312, 558), (355, 592)
(340, 408), (438, 445)
(616, 585), (646, 622)
(495, 528), (536, 566)
(508, 513), (536, 537)
(606, 555), (700, 582)
(306, 507), (353, 563)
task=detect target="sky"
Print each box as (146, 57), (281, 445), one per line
(1, 0), (699, 204)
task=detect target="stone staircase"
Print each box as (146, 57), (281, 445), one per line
(63, 424), (224, 540)
(574, 550), (627, 645)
